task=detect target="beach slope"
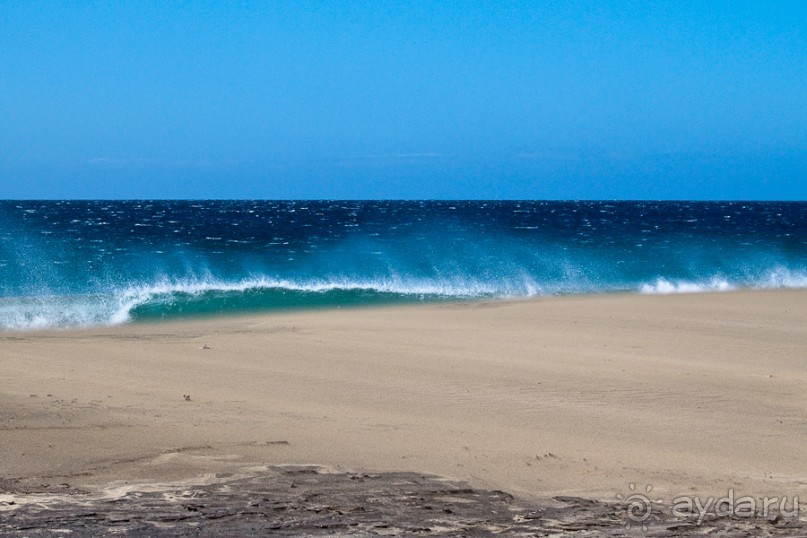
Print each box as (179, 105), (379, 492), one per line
(1, 290), (805, 511)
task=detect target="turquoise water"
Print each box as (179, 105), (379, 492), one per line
(0, 200), (805, 330)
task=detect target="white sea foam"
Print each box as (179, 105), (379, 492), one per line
(639, 278), (735, 294)
(639, 267), (807, 295)
(0, 294), (124, 331)
(757, 266), (807, 288)
(0, 274), (544, 331)
(115, 275), (525, 301)
(2, 267), (806, 331)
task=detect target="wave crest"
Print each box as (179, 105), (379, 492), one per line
(0, 275), (542, 331)
(2, 268), (806, 331)
(639, 267), (807, 295)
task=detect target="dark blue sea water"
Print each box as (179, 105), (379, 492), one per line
(0, 200), (805, 330)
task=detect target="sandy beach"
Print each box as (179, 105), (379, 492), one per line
(1, 290), (806, 532)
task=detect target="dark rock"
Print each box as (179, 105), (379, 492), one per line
(0, 467), (804, 536)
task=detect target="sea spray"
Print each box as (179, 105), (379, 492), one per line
(1, 200), (804, 330)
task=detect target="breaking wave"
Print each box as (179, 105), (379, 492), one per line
(1, 200), (805, 330)
(1, 267), (805, 331)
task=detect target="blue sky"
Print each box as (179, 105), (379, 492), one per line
(1, 1), (804, 199)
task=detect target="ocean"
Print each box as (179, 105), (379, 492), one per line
(0, 200), (805, 330)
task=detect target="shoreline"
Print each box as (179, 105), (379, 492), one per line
(3, 284), (805, 334)
(1, 290), (805, 529)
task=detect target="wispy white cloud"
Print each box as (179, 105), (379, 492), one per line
(330, 152), (450, 167)
(512, 148), (725, 162)
(86, 157), (242, 168)
(343, 152), (444, 161)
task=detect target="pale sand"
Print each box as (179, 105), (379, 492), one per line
(1, 290), (805, 504)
